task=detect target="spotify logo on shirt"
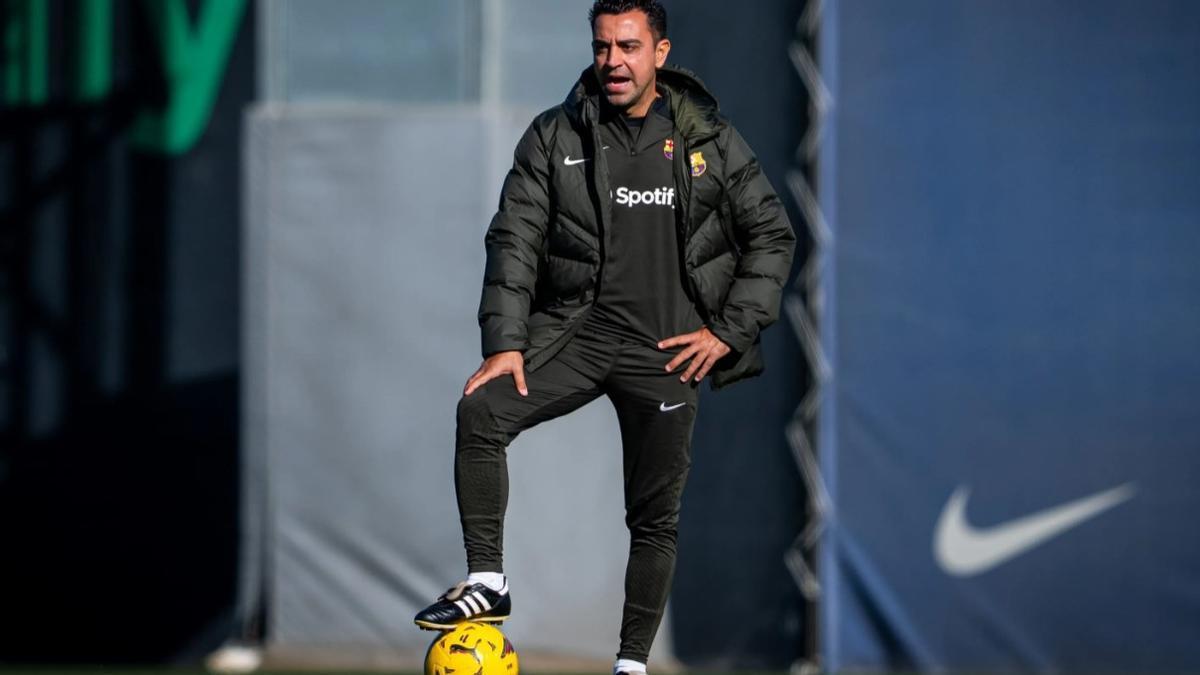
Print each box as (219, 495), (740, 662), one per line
(614, 186), (676, 209)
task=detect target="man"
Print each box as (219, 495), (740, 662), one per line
(414, 2), (795, 673)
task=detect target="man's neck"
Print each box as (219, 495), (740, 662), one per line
(623, 85), (660, 119)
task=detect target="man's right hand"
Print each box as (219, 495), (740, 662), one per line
(464, 351), (528, 397)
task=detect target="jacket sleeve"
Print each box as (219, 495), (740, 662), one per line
(477, 119), (552, 358)
(706, 126), (797, 354)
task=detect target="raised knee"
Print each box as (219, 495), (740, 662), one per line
(457, 390), (494, 430)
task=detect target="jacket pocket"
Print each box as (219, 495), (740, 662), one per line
(718, 197), (740, 256)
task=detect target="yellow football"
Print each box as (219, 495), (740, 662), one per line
(424, 622), (518, 675)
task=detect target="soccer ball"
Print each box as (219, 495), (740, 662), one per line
(424, 622), (519, 675)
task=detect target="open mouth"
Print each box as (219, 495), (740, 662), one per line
(605, 74), (633, 93)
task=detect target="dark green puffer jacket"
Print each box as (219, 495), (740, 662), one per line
(478, 64), (795, 390)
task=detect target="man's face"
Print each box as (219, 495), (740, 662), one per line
(591, 11), (670, 112)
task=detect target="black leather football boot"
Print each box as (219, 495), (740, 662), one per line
(413, 579), (512, 631)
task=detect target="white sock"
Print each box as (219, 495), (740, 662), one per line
(614, 658), (647, 675)
(467, 572), (507, 593)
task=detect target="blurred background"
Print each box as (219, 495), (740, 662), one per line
(0, 0), (1196, 673)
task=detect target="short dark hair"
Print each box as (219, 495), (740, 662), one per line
(588, 0), (668, 42)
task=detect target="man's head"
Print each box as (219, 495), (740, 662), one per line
(588, 0), (671, 116)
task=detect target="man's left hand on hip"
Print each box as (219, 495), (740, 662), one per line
(658, 327), (731, 383)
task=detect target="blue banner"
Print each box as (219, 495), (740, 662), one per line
(821, 1), (1200, 671)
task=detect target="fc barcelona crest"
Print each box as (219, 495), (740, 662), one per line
(663, 138), (675, 159)
(689, 151), (706, 177)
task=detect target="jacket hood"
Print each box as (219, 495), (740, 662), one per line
(563, 63), (724, 142)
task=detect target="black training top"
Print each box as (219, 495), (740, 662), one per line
(578, 91), (704, 346)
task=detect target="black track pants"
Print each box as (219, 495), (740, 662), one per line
(454, 328), (701, 663)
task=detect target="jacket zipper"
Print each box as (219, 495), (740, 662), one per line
(525, 108), (608, 372)
(673, 130), (709, 321)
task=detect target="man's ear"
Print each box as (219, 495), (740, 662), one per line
(655, 38), (671, 68)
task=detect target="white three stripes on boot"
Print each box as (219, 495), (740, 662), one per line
(473, 592), (491, 611)
(463, 595), (481, 614)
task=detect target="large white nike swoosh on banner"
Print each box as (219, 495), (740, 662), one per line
(933, 482), (1136, 576)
